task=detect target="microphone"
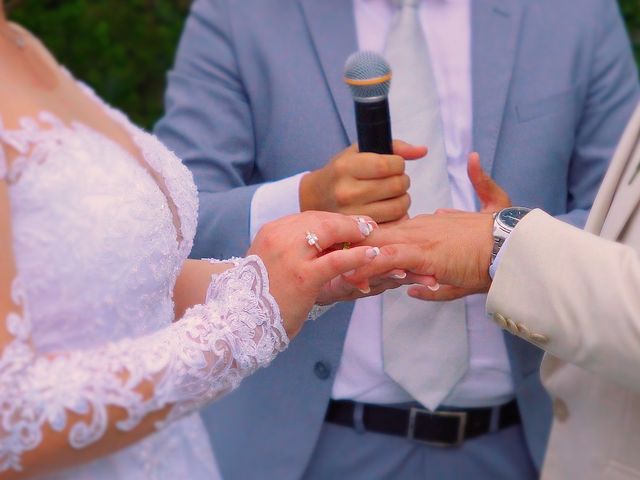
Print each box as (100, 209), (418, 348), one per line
(344, 51), (393, 155)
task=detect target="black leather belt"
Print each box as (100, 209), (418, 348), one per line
(325, 399), (520, 448)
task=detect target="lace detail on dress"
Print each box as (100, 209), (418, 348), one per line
(71, 77), (199, 261)
(307, 304), (335, 322)
(0, 66), (227, 478)
(0, 138), (6, 181)
(1, 113), (93, 185)
(0, 256), (288, 473)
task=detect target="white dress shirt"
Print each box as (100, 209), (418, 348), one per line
(251, 0), (514, 408)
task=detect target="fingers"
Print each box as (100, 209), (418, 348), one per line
(316, 276), (406, 305)
(344, 143), (360, 154)
(312, 245), (381, 287)
(392, 139), (428, 160)
(344, 244), (432, 284)
(466, 152), (483, 184)
(408, 284), (486, 302)
(304, 213), (378, 251)
(341, 195), (411, 224)
(467, 152), (493, 205)
(351, 139), (426, 180)
(349, 154), (406, 180)
(301, 143), (423, 222)
(404, 272), (439, 289)
(363, 222), (416, 246)
(365, 271), (438, 290)
(378, 214), (410, 228)
(467, 152), (511, 212)
(335, 174), (410, 206)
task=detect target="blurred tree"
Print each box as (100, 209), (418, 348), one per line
(7, 0), (640, 128)
(621, 0), (640, 65)
(10, 0), (191, 128)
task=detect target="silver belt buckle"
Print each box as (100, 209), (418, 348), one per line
(407, 407), (468, 448)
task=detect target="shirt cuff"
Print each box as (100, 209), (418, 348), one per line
(250, 172), (308, 241)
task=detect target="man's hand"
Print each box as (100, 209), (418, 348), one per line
(299, 141), (426, 223)
(399, 152), (511, 302)
(467, 152), (511, 213)
(347, 211), (495, 299)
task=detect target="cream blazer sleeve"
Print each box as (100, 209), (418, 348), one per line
(486, 208), (640, 393)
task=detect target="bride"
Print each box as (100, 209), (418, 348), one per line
(0, 4), (422, 479)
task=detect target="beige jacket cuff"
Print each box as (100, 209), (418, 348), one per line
(486, 208), (640, 392)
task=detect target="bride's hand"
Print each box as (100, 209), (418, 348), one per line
(248, 211), (381, 338)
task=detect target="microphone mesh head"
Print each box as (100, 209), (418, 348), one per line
(344, 51), (391, 101)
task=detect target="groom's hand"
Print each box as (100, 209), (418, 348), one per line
(400, 152), (512, 301)
(467, 152), (511, 213)
(299, 141), (426, 224)
(347, 211), (495, 298)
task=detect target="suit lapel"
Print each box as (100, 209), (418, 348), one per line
(298, 0), (359, 144)
(587, 104), (640, 236)
(472, 0), (526, 175)
(599, 138), (640, 239)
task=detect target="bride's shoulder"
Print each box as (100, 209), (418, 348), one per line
(10, 22), (63, 72)
(10, 23), (55, 58)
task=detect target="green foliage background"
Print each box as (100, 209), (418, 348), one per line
(9, 0), (640, 129)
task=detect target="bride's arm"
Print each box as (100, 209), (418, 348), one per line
(0, 168), (387, 478)
(0, 178), (291, 478)
(173, 259), (233, 319)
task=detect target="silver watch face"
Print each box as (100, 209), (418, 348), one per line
(498, 207), (531, 229)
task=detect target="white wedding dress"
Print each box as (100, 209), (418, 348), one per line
(0, 76), (289, 478)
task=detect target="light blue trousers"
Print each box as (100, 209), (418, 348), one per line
(302, 422), (537, 480)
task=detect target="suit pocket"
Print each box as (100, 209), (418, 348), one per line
(515, 86), (581, 123)
(603, 462), (640, 480)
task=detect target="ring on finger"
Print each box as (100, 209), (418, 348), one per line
(305, 231), (322, 252)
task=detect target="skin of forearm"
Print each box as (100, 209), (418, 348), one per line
(172, 259), (233, 319)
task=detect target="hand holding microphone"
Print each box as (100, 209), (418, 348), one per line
(299, 52), (425, 224)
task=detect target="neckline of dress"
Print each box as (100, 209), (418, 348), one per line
(0, 72), (186, 252)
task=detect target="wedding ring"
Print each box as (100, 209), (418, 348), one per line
(305, 231), (322, 252)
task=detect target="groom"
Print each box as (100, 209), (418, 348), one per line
(156, 0), (639, 478)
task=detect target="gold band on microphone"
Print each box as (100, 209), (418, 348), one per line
(343, 73), (392, 86)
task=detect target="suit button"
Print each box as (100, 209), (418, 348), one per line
(553, 398), (569, 422)
(516, 323), (531, 337)
(505, 318), (518, 334)
(493, 313), (508, 329)
(530, 333), (550, 345)
(314, 361), (331, 380)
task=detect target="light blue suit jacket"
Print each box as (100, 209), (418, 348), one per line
(156, 0), (639, 478)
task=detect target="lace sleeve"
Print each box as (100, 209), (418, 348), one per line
(0, 151), (6, 181)
(0, 255), (288, 473)
(307, 304), (335, 322)
(0, 133), (7, 181)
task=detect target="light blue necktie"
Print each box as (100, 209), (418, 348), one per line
(382, 0), (468, 410)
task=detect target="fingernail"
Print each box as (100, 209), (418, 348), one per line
(357, 217), (374, 237)
(390, 272), (407, 279)
(343, 270), (356, 277)
(427, 283), (440, 292)
(359, 287), (371, 294)
(366, 247), (380, 259)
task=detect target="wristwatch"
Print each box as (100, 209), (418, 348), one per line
(491, 207), (532, 265)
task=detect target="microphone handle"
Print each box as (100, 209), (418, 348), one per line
(354, 99), (393, 155)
